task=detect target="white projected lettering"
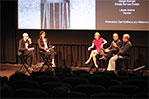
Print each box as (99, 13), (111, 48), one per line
(115, 0), (139, 15)
(115, 0), (140, 6)
(120, 9), (135, 14)
(105, 21), (149, 24)
(101, 0), (148, 30)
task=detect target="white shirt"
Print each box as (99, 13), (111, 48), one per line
(43, 38), (48, 49)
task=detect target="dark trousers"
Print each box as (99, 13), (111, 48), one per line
(23, 50), (33, 67)
(100, 48), (118, 59)
(40, 49), (56, 63)
(105, 52), (113, 59)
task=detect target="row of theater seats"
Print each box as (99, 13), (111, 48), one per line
(0, 67), (148, 98)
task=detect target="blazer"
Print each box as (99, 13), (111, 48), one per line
(37, 38), (48, 53)
(108, 39), (122, 50)
(107, 39), (122, 54)
(117, 41), (132, 57)
(18, 38), (32, 56)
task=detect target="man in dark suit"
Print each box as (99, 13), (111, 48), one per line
(99, 33), (122, 60)
(18, 33), (34, 71)
(107, 34), (132, 71)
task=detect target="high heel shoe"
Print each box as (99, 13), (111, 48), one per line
(95, 66), (99, 72)
(95, 66), (98, 68)
(85, 61), (89, 64)
(52, 62), (56, 68)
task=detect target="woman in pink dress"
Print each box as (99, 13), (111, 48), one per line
(85, 32), (107, 68)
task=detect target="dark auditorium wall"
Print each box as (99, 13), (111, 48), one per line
(1, 1), (149, 68)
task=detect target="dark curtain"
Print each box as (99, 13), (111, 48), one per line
(33, 44), (149, 69)
(1, 1), (17, 63)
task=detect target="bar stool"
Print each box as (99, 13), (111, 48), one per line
(18, 54), (31, 74)
(39, 53), (52, 72)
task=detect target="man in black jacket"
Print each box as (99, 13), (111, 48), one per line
(18, 33), (34, 71)
(107, 34), (132, 71)
(99, 33), (122, 60)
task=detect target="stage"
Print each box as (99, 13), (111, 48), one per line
(0, 63), (149, 78)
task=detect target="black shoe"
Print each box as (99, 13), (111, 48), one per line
(99, 56), (107, 60)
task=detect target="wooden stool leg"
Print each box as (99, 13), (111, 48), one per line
(19, 56), (30, 74)
(23, 63), (30, 74)
(39, 54), (52, 72)
(39, 62), (46, 72)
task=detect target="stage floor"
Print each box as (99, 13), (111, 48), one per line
(0, 63), (93, 77)
(0, 63), (149, 78)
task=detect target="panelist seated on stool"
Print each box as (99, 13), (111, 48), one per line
(98, 33), (122, 71)
(38, 31), (56, 69)
(89, 43), (109, 73)
(85, 32), (107, 70)
(85, 32), (107, 73)
(18, 33), (34, 73)
(107, 34), (132, 72)
(99, 33), (122, 61)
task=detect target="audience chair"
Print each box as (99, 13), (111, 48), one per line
(132, 92), (148, 99)
(69, 91), (87, 98)
(41, 81), (72, 96)
(35, 75), (59, 85)
(121, 79), (148, 91)
(10, 79), (40, 90)
(73, 84), (105, 97)
(90, 92), (127, 98)
(108, 85), (140, 98)
(63, 78), (89, 88)
(14, 88), (48, 98)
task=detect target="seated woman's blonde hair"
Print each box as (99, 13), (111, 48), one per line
(94, 32), (100, 37)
